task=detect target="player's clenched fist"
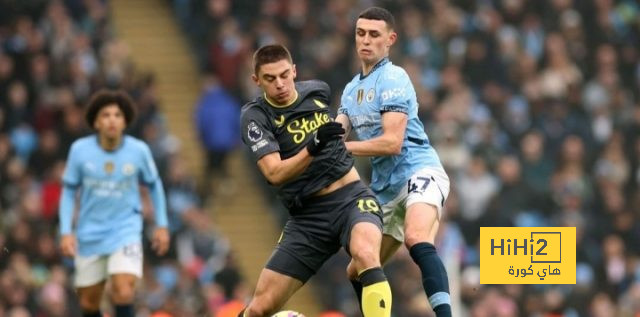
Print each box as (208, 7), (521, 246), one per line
(307, 122), (346, 156)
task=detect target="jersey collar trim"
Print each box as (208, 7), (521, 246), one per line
(359, 57), (389, 80)
(94, 134), (126, 152)
(264, 90), (299, 108)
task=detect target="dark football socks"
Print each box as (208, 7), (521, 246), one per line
(114, 304), (134, 317)
(350, 278), (364, 311)
(409, 242), (452, 317)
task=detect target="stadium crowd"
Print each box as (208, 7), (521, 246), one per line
(0, 1), (244, 316)
(0, 0), (639, 316)
(174, 0), (640, 316)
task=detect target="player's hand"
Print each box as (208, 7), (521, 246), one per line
(152, 227), (170, 256)
(60, 234), (76, 257)
(306, 121), (345, 156)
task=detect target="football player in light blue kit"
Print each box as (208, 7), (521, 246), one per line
(336, 7), (452, 317)
(58, 89), (170, 317)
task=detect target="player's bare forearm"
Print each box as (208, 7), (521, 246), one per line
(346, 111), (406, 156)
(335, 114), (352, 141)
(346, 136), (402, 156)
(257, 150), (314, 186)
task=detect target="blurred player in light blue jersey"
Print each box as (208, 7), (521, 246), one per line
(58, 89), (169, 317)
(336, 7), (452, 317)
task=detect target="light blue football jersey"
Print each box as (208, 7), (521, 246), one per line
(61, 135), (167, 256)
(339, 58), (443, 204)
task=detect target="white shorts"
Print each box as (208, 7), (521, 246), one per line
(382, 167), (450, 242)
(74, 242), (143, 288)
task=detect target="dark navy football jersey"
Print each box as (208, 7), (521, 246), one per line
(241, 80), (354, 210)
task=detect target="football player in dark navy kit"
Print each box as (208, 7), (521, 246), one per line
(237, 44), (392, 317)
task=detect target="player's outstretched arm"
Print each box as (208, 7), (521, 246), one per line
(346, 111), (407, 156)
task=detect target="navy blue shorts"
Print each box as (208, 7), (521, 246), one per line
(265, 181), (383, 283)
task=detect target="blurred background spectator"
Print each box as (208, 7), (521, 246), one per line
(193, 73), (240, 202)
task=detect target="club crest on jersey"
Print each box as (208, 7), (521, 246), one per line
(366, 89), (375, 103)
(104, 161), (114, 174)
(247, 121), (263, 142)
(357, 89), (364, 105)
(122, 163), (136, 175)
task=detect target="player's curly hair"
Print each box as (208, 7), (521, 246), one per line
(253, 44), (293, 75)
(84, 89), (137, 129)
(358, 7), (396, 30)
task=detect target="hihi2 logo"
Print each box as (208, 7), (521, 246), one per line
(480, 227), (576, 284)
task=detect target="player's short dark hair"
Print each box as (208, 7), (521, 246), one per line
(253, 44), (293, 75)
(85, 89), (136, 128)
(358, 7), (395, 30)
